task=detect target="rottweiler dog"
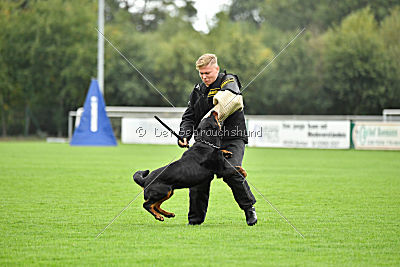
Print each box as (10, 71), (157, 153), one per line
(133, 111), (247, 221)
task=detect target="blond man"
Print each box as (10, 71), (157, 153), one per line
(178, 54), (257, 226)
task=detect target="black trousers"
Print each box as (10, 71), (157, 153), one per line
(188, 139), (256, 224)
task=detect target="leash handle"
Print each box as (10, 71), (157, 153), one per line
(154, 116), (187, 146)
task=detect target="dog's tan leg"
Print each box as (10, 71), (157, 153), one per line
(144, 200), (165, 221)
(154, 191), (175, 218)
(235, 166), (247, 178)
(149, 203), (164, 221)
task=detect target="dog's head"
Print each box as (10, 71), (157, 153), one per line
(194, 111), (221, 147)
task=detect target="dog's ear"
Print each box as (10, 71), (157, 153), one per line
(211, 111), (219, 124)
(212, 111), (221, 129)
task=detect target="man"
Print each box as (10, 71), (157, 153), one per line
(178, 53), (257, 226)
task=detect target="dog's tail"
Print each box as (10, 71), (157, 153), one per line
(133, 170), (150, 187)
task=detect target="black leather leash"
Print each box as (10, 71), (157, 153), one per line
(154, 116), (189, 147)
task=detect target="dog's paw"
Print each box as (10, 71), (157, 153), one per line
(221, 149), (233, 158)
(155, 215), (164, 221)
(154, 207), (175, 218)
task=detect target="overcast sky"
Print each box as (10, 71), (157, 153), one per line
(192, 0), (231, 33)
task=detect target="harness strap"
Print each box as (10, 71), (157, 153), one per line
(198, 139), (220, 149)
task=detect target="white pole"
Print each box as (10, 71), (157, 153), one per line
(97, 0), (104, 95)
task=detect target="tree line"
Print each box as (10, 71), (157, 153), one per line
(1, 0), (399, 137)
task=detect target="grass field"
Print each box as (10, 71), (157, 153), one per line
(0, 141), (399, 266)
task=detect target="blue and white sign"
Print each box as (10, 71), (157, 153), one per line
(70, 79), (117, 146)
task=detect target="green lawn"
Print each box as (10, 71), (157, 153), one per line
(0, 142), (399, 266)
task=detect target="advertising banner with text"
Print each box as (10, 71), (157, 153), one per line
(247, 120), (350, 149)
(122, 118), (181, 145)
(122, 118), (351, 149)
(352, 122), (400, 150)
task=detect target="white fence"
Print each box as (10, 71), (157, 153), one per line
(68, 106), (400, 150)
(121, 118), (351, 149)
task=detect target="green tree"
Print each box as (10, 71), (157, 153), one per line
(380, 7), (400, 109)
(0, 0), (97, 136)
(103, 21), (156, 107)
(151, 16), (206, 106)
(230, 0), (400, 32)
(0, 2), (13, 136)
(245, 31), (325, 115)
(30, 0), (97, 136)
(113, 0), (196, 32)
(229, 0), (264, 25)
(103, 10), (204, 107)
(322, 7), (391, 114)
(208, 14), (272, 84)
(0, 1), (37, 135)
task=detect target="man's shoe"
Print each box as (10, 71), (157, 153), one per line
(244, 207), (257, 226)
(187, 221), (202, 226)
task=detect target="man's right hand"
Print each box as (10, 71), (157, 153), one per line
(178, 137), (189, 148)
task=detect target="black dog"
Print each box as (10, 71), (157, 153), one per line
(133, 111), (247, 221)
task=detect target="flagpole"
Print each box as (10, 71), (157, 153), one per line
(97, 0), (104, 95)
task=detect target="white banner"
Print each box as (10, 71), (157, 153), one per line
(352, 122), (400, 150)
(121, 118), (181, 145)
(247, 120), (350, 149)
(122, 118), (351, 149)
